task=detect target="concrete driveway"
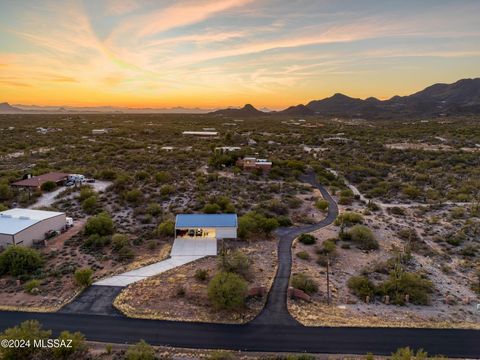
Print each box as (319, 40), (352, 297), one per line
(94, 238), (217, 287)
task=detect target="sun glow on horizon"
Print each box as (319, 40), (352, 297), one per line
(1, 0), (480, 109)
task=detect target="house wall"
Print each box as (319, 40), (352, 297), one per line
(13, 214), (66, 247)
(0, 233), (14, 249)
(216, 227), (237, 239)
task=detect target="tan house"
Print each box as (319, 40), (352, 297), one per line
(236, 157), (272, 172)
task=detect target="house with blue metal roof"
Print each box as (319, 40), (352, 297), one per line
(175, 214), (237, 240)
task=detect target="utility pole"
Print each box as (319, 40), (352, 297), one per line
(326, 255), (331, 305)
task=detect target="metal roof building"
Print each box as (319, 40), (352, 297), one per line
(0, 209), (66, 248)
(175, 214), (237, 240)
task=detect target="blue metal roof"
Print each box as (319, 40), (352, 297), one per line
(175, 214), (237, 228)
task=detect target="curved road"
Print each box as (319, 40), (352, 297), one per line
(0, 172), (478, 357)
(251, 172), (338, 325)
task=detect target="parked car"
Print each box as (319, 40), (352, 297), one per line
(66, 217), (74, 228)
(65, 181), (75, 187)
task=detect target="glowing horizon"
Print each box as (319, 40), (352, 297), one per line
(1, 0), (479, 109)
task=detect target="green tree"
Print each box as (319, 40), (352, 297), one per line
(207, 272), (248, 310)
(125, 339), (155, 360)
(203, 203), (221, 214)
(0, 246), (43, 276)
(0, 320), (51, 360)
(84, 212), (114, 236)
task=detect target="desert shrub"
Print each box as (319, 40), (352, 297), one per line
(296, 251), (310, 260)
(348, 225), (379, 250)
(74, 268), (93, 287)
(194, 269), (209, 281)
(124, 188), (142, 203)
(0, 320), (51, 360)
(402, 185), (422, 199)
(84, 234), (111, 248)
(99, 169), (117, 180)
(321, 239), (336, 254)
(334, 212), (363, 226)
(347, 275), (376, 299)
(315, 199), (329, 211)
(24, 279), (41, 294)
(160, 185), (174, 196)
(82, 195), (97, 214)
(52, 331), (87, 359)
(0, 183), (13, 201)
(157, 220), (175, 237)
(112, 233), (129, 251)
(40, 180), (56, 192)
(276, 215), (292, 227)
(291, 273), (318, 294)
(218, 250), (250, 278)
(146, 203), (162, 217)
(209, 350), (235, 360)
(135, 171), (149, 181)
(125, 340), (155, 360)
(84, 212), (114, 236)
(203, 203), (221, 214)
(450, 207), (466, 219)
(298, 233), (316, 245)
(379, 272), (434, 305)
(155, 171), (172, 183)
(79, 186), (96, 201)
(389, 207), (406, 216)
(117, 246), (135, 261)
(391, 347), (429, 360)
(238, 212), (279, 238)
(0, 246), (43, 276)
(207, 272), (248, 310)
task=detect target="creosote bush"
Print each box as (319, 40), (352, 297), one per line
(207, 272), (248, 310)
(291, 273), (318, 295)
(298, 233), (316, 245)
(74, 268), (93, 287)
(0, 246), (43, 276)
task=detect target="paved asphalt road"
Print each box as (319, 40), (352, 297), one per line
(0, 172), (479, 357)
(0, 312), (478, 357)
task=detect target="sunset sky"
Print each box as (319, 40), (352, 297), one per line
(1, 0), (479, 109)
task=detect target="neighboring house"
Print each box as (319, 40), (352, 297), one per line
(214, 146), (241, 153)
(11, 172), (69, 190)
(175, 214), (237, 240)
(236, 157), (272, 172)
(182, 131), (219, 137)
(0, 209), (66, 248)
(161, 146), (174, 151)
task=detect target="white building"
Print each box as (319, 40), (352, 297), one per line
(175, 214), (237, 240)
(182, 131), (219, 137)
(0, 209), (66, 248)
(92, 129), (108, 135)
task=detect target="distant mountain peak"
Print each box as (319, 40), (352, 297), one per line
(0, 102), (23, 112)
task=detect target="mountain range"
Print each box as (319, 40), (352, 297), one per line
(2, 78), (479, 118)
(211, 78), (480, 118)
